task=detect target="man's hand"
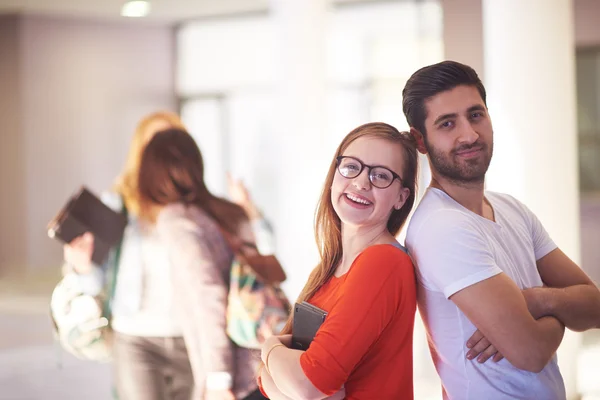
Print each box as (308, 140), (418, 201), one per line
(205, 389), (235, 400)
(465, 329), (504, 363)
(465, 287), (554, 363)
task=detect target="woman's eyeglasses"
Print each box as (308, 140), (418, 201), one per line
(336, 156), (403, 189)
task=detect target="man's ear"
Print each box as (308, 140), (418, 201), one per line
(410, 127), (428, 154)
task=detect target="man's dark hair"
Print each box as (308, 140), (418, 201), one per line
(402, 60), (486, 136)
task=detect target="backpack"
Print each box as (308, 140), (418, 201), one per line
(225, 242), (290, 349)
(50, 208), (126, 362)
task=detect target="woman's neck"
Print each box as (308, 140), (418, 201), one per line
(336, 224), (394, 277)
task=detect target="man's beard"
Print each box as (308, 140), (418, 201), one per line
(425, 139), (493, 185)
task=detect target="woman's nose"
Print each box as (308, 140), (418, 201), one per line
(352, 169), (371, 191)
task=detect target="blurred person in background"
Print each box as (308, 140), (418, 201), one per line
(63, 112), (270, 400)
(257, 122), (419, 400)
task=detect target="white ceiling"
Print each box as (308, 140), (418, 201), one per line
(0, 0), (269, 24)
(0, 0), (383, 24)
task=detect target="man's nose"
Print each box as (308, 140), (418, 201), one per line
(457, 120), (479, 145)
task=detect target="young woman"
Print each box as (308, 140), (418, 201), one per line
(136, 128), (266, 400)
(258, 122), (419, 400)
(63, 113), (269, 400)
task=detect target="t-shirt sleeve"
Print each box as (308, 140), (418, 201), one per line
(520, 203), (557, 260)
(409, 210), (502, 299)
(299, 246), (415, 396)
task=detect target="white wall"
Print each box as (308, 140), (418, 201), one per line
(0, 15), (176, 276)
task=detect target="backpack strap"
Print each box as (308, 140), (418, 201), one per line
(103, 200), (128, 319)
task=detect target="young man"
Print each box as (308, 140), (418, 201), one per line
(403, 60), (600, 400)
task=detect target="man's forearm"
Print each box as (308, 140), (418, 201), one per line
(526, 284), (600, 332)
(529, 315), (565, 371)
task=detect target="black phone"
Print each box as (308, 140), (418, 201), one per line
(291, 301), (327, 351)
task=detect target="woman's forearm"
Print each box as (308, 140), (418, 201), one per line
(267, 346), (324, 400)
(260, 367), (293, 400)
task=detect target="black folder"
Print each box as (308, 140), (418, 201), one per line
(47, 187), (127, 265)
(291, 301), (328, 351)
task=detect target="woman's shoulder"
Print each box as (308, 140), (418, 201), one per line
(157, 204), (219, 235)
(359, 243), (412, 262)
(352, 244), (414, 279)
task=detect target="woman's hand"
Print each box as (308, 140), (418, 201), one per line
(277, 334), (292, 348)
(261, 334), (293, 370)
(261, 335), (284, 366)
(227, 174), (261, 220)
(204, 389), (235, 400)
(466, 329), (504, 363)
(63, 232), (94, 274)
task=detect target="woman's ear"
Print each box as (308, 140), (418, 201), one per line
(410, 127), (428, 154)
(394, 187), (411, 211)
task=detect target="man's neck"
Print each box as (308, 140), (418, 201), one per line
(430, 175), (486, 217)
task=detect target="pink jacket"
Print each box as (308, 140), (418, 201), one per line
(156, 203), (260, 399)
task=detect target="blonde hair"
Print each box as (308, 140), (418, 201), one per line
(114, 111), (186, 216)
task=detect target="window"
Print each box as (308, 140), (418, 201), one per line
(576, 48), (600, 193)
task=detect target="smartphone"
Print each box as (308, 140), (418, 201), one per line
(291, 301), (328, 351)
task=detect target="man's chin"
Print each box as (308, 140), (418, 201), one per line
(439, 170), (486, 185)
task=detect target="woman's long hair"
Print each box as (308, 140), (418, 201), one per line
(114, 111), (187, 217)
(279, 122), (418, 335)
(136, 128), (247, 234)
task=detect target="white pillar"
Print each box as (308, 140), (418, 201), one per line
(270, 0), (330, 299)
(482, 1), (581, 398)
(441, 0), (484, 80)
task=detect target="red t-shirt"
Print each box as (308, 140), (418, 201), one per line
(259, 244), (416, 399)
(299, 244), (416, 399)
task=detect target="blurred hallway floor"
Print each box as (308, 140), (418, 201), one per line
(0, 272), (111, 400)
(1, 272), (599, 400)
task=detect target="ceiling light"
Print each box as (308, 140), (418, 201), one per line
(121, 1), (151, 18)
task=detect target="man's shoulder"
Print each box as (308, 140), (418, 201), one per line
(486, 191), (531, 219)
(485, 190), (520, 205)
(408, 189), (476, 238)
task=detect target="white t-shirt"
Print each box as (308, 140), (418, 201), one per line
(406, 188), (566, 400)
